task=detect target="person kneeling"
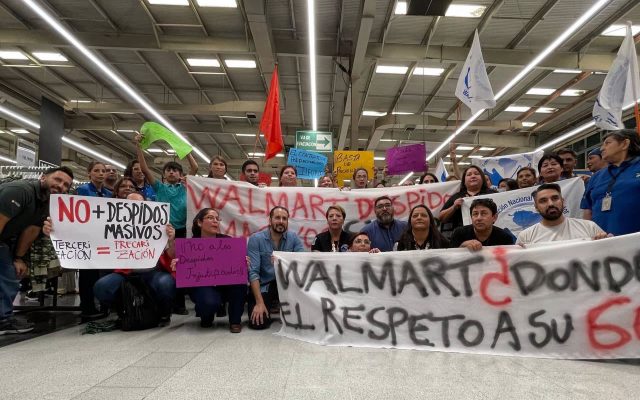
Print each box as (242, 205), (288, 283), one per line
(451, 198), (515, 251)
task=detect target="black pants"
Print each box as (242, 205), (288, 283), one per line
(79, 270), (101, 314)
(247, 281), (278, 330)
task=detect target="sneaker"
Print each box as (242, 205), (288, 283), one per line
(25, 291), (41, 302)
(200, 319), (213, 328)
(0, 317), (35, 335)
(172, 306), (188, 315)
(229, 324), (242, 333)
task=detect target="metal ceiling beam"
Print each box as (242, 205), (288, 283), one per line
(62, 101), (265, 115)
(244, 0), (276, 78)
(64, 119), (260, 134)
(486, 71), (552, 120)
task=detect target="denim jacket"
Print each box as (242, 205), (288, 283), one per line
(247, 229), (304, 293)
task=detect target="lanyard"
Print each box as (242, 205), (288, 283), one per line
(605, 162), (632, 194)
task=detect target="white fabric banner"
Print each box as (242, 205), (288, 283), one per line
(274, 233), (640, 358)
(186, 177), (459, 249)
(472, 150), (543, 186)
(593, 24), (640, 130)
(49, 195), (169, 269)
(461, 178), (585, 238)
(455, 29), (496, 115)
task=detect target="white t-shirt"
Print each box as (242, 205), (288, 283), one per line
(516, 218), (605, 245)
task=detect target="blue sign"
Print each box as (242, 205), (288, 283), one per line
(287, 148), (327, 179)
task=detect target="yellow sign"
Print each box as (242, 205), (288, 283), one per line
(333, 151), (375, 186)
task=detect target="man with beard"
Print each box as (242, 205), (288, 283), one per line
(361, 196), (407, 252)
(0, 167), (73, 334)
(516, 183), (607, 246)
(247, 206), (304, 329)
(103, 164), (119, 192)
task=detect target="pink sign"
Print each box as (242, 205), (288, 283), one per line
(175, 237), (248, 288)
(386, 143), (428, 175)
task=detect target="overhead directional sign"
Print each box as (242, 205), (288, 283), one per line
(295, 130), (333, 153)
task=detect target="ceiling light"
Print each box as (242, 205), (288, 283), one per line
(196, 0), (237, 7)
(147, 148), (164, 153)
(308, 0), (318, 131)
(69, 99), (91, 103)
(468, 155), (483, 159)
(235, 133), (257, 137)
(380, 139), (397, 142)
(479, 147), (495, 151)
(0, 51), (27, 60)
(62, 137), (126, 169)
(527, 88), (587, 96)
(187, 58), (220, 67)
(116, 129), (136, 133)
(394, 1), (407, 15)
(276, 154), (285, 158)
(446, 154), (463, 158)
(505, 106), (530, 112)
(601, 24), (640, 37)
(225, 59), (256, 68)
(188, 71), (226, 75)
(343, 180), (351, 182)
(376, 65), (408, 74)
(23, 0), (211, 164)
(248, 152), (265, 157)
(562, 89), (587, 97)
(165, 149), (176, 154)
(458, 161), (471, 165)
(272, 176), (279, 180)
(413, 67), (445, 76)
(374, 157), (385, 161)
(147, 0), (189, 5)
(522, 121), (537, 127)
(363, 111), (387, 117)
(445, 4), (487, 18)
(536, 107), (557, 113)
(10, 129), (29, 134)
(391, 111), (413, 115)
(553, 69), (583, 74)
(220, 115), (247, 119)
(358, 138), (368, 141)
(0, 155), (17, 164)
(32, 52), (67, 62)
(456, 145), (474, 150)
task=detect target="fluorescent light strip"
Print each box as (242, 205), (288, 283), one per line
(32, 52), (67, 62)
(427, 0), (611, 161)
(398, 172), (414, 184)
(0, 51), (27, 60)
(0, 155), (17, 164)
(62, 137), (126, 169)
(0, 103), (39, 130)
(308, 0), (318, 131)
(23, 0), (210, 164)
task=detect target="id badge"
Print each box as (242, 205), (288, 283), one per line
(601, 194), (612, 212)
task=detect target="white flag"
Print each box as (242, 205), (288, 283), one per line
(434, 158), (448, 182)
(593, 24), (640, 130)
(455, 30), (496, 115)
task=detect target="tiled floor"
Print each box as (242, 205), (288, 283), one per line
(1, 306), (640, 399)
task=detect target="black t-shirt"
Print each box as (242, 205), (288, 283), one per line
(0, 180), (47, 242)
(450, 225), (515, 248)
(311, 230), (351, 252)
(440, 189), (496, 236)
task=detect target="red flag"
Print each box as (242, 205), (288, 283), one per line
(260, 65), (283, 161)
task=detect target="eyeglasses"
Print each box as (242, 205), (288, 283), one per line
(354, 239), (371, 245)
(375, 203), (393, 210)
(203, 216), (221, 222)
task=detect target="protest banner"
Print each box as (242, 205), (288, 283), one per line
(49, 195), (170, 269)
(333, 151), (374, 186)
(140, 121), (193, 159)
(386, 144), (427, 176)
(287, 148), (328, 179)
(186, 176), (459, 249)
(472, 150), (543, 185)
(273, 232), (640, 358)
(175, 237), (247, 288)
(461, 177), (585, 238)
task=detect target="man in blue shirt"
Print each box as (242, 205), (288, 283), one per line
(247, 206), (304, 329)
(361, 196), (407, 252)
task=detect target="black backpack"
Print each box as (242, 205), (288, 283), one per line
(119, 276), (160, 331)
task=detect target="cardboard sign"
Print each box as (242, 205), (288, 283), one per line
(287, 148), (328, 179)
(274, 233), (640, 358)
(333, 151), (374, 186)
(186, 177), (460, 249)
(140, 121), (193, 159)
(49, 195), (169, 269)
(386, 144), (427, 175)
(175, 237), (247, 288)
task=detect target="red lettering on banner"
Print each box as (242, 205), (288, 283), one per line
(392, 196), (407, 215)
(291, 193), (309, 219)
(57, 197), (90, 223)
(480, 247), (512, 307)
(219, 185), (246, 214)
(298, 225), (319, 248)
(226, 220), (237, 237)
(266, 192), (288, 212)
(634, 307), (640, 339)
(247, 188), (266, 215)
(356, 198), (374, 219)
(406, 191), (421, 212)
(58, 196), (74, 222)
(188, 185), (221, 210)
(427, 191), (445, 210)
(309, 195), (325, 220)
(586, 297), (632, 350)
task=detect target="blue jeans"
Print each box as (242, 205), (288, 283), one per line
(190, 285), (246, 324)
(94, 270), (176, 317)
(0, 243), (18, 320)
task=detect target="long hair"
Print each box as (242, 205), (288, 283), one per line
(191, 208), (219, 238)
(112, 177), (137, 199)
(459, 165), (489, 194)
(207, 156), (228, 178)
(396, 205), (448, 250)
(123, 160), (138, 179)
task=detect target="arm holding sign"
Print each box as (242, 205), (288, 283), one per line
(186, 153), (198, 176)
(134, 134), (157, 186)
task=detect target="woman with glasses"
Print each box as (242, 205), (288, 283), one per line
(179, 208), (246, 332)
(312, 206), (351, 252)
(347, 232), (381, 253)
(395, 205), (450, 250)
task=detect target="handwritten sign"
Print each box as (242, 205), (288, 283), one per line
(140, 121), (193, 159)
(333, 151), (374, 186)
(186, 177), (459, 249)
(175, 237), (247, 288)
(386, 143), (427, 175)
(49, 195), (170, 269)
(287, 148), (327, 179)
(275, 233), (640, 358)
